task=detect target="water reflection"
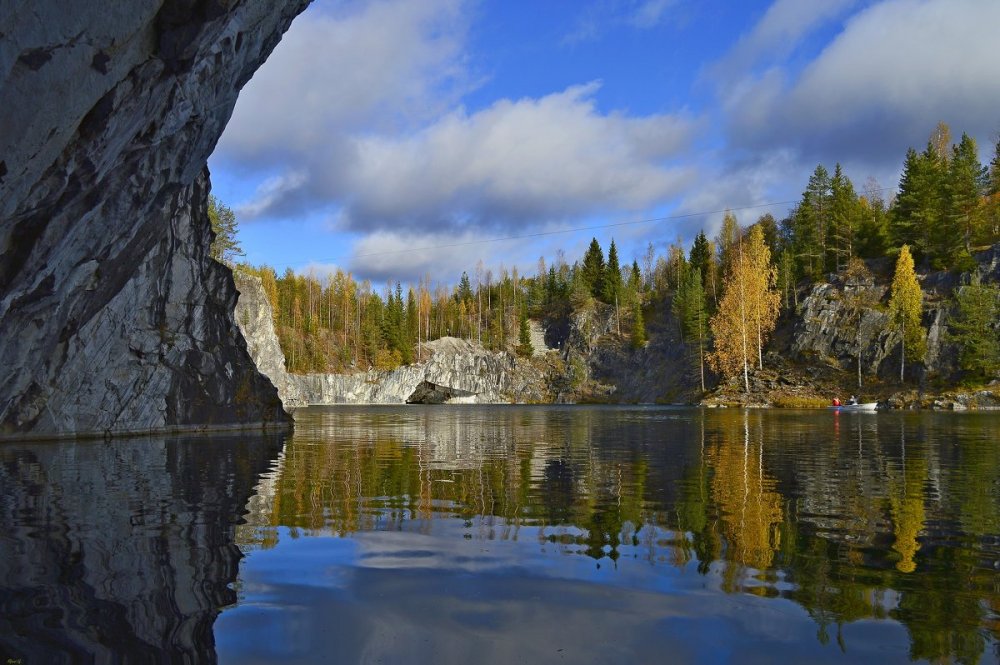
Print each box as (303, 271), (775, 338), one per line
(0, 432), (284, 663)
(234, 406), (1000, 663)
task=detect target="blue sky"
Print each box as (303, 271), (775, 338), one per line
(208, 0), (1000, 284)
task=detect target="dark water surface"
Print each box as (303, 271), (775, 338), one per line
(2, 407), (999, 663)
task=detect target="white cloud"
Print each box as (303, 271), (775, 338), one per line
(235, 171), (309, 219)
(217, 0), (473, 167)
(336, 83), (698, 230)
(710, 0), (860, 84)
(723, 0), (1000, 163)
(563, 0), (679, 45)
(347, 230), (531, 283)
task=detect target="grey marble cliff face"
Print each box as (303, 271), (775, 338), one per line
(233, 271), (549, 405)
(0, 1), (311, 438)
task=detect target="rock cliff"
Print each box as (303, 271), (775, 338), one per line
(791, 245), (1000, 382)
(0, 1), (311, 438)
(234, 271), (548, 406)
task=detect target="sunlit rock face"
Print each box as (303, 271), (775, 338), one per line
(233, 272), (548, 405)
(0, 1), (311, 438)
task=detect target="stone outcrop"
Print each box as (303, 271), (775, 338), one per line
(0, 1), (311, 438)
(233, 271), (548, 406)
(790, 245), (1000, 382)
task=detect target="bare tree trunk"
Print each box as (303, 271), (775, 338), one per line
(900, 318), (905, 383)
(738, 243), (750, 393)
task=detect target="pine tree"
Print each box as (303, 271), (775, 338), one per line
(207, 195), (244, 264)
(985, 135), (1000, 245)
(887, 245), (926, 382)
(829, 164), (860, 271)
(857, 180), (890, 259)
(673, 269), (708, 391)
(581, 238), (606, 300)
(892, 143), (944, 264)
(516, 308), (533, 357)
(630, 301), (647, 350)
(944, 132), (985, 265)
(948, 277), (1000, 382)
(603, 239), (623, 305)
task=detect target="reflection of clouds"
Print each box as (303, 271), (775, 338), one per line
(223, 407), (1000, 663)
(220, 528), (913, 665)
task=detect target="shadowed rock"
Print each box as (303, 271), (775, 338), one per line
(0, 1), (312, 438)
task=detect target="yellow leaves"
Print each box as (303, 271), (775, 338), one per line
(709, 225), (782, 388)
(888, 245), (927, 375)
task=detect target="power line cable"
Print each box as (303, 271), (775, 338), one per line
(289, 186), (896, 264)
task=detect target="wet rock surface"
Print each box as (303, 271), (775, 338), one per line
(0, 2), (310, 438)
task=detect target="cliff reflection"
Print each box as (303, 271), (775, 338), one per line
(0, 433), (284, 664)
(243, 406), (1000, 662)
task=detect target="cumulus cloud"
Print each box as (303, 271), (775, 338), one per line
(709, 0), (859, 84)
(346, 230), (538, 283)
(335, 83), (698, 231)
(216, 0), (472, 167)
(722, 0), (1000, 165)
(219, 0), (698, 240)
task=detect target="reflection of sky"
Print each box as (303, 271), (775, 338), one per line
(221, 406), (1000, 663)
(218, 525), (914, 664)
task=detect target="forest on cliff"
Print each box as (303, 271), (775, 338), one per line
(226, 123), (1000, 392)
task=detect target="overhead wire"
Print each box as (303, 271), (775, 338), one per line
(297, 185), (896, 263)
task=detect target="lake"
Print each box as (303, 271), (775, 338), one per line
(2, 406), (999, 663)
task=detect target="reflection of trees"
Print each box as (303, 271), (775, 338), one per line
(243, 407), (1000, 663)
(887, 426), (926, 574)
(708, 411), (783, 590)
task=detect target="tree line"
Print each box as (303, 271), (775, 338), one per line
(220, 122), (1000, 385)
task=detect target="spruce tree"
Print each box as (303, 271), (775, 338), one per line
(986, 136), (1000, 245)
(949, 278), (1000, 382)
(892, 143), (944, 264)
(630, 301), (647, 350)
(887, 245), (926, 382)
(516, 308), (533, 357)
(603, 239), (623, 304)
(829, 164), (860, 271)
(689, 231), (712, 285)
(674, 269), (708, 391)
(581, 238), (606, 300)
(945, 133), (985, 263)
(791, 165), (832, 281)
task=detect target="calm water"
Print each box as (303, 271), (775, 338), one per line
(2, 407), (999, 663)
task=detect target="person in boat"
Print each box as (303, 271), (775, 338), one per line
(832, 397), (841, 406)
(847, 395), (857, 405)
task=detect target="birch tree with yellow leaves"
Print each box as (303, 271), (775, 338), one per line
(709, 224), (781, 392)
(888, 244), (925, 382)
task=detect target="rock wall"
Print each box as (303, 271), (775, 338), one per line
(234, 271), (548, 406)
(791, 245), (1000, 382)
(0, 1), (311, 438)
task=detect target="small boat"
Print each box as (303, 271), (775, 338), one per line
(829, 402), (878, 412)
